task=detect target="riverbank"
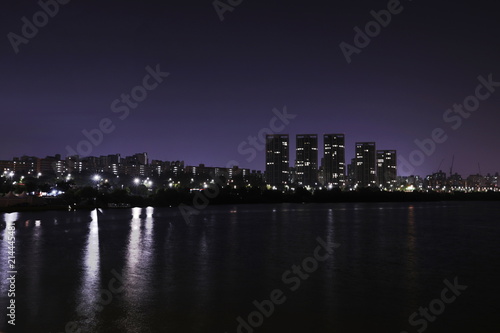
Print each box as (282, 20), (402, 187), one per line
(1, 190), (499, 213)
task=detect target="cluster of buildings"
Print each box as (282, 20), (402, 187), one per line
(266, 134), (397, 190)
(0, 153), (180, 178)
(416, 171), (498, 192)
(0, 135), (498, 193)
(0, 153), (261, 188)
(266, 133), (499, 191)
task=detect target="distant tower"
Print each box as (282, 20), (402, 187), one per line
(324, 134), (345, 187)
(355, 142), (376, 187)
(376, 150), (397, 190)
(296, 134), (318, 186)
(266, 135), (289, 188)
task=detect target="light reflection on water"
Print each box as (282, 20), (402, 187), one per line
(26, 217), (42, 319)
(0, 203), (499, 332)
(75, 209), (101, 331)
(406, 205), (418, 304)
(121, 207), (155, 329)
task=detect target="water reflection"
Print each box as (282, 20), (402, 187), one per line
(322, 208), (337, 316)
(25, 217), (43, 319)
(0, 203), (493, 332)
(193, 228), (210, 325)
(123, 207), (155, 325)
(406, 205), (418, 308)
(125, 207), (143, 282)
(75, 209), (101, 330)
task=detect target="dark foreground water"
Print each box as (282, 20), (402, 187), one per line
(1, 202), (499, 333)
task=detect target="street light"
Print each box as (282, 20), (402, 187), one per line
(93, 175), (101, 189)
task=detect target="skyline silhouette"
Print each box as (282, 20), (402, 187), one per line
(1, 1), (499, 176)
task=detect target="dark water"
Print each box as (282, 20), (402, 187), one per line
(1, 202), (499, 333)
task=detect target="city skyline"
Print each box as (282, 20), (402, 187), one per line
(2, 2), (500, 333)
(3, 131), (498, 182)
(1, 146), (498, 194)
(1, 1), (499, 177)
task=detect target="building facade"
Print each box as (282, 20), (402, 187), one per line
(323, 134), (345, 188)
(355, 142), (376, 188)
(265, 134), (289, 188)
(296, 134), (318, 186)
(376, 150), (397, 190)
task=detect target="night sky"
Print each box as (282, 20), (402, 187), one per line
(1, 0), (499, 177)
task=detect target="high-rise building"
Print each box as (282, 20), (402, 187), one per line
(37, 155), (64, 175)
(425, 170), (448, 190)
(107, 154), (121, 175)
(347, 158), (356, 188)
(323, 134), (345, 187)
(137, 152), (148, 165)
(266, 134), (289, 188)
(355, 142), (376, 187)
(376, 150), (397, 190)
(66, 156), (83, 174)
(296, 134), (318, 186)
(12, 156), (38, 175)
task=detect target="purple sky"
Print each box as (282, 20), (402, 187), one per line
(1, 0), (499, 177)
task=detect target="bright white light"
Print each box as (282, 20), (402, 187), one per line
(134, 178), (140, 185)
(93, 175), (101, 181)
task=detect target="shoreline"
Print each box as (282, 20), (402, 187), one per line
(1, 191), (499, 214)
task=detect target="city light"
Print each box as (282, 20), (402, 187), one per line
(0, 149), (498, 195)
